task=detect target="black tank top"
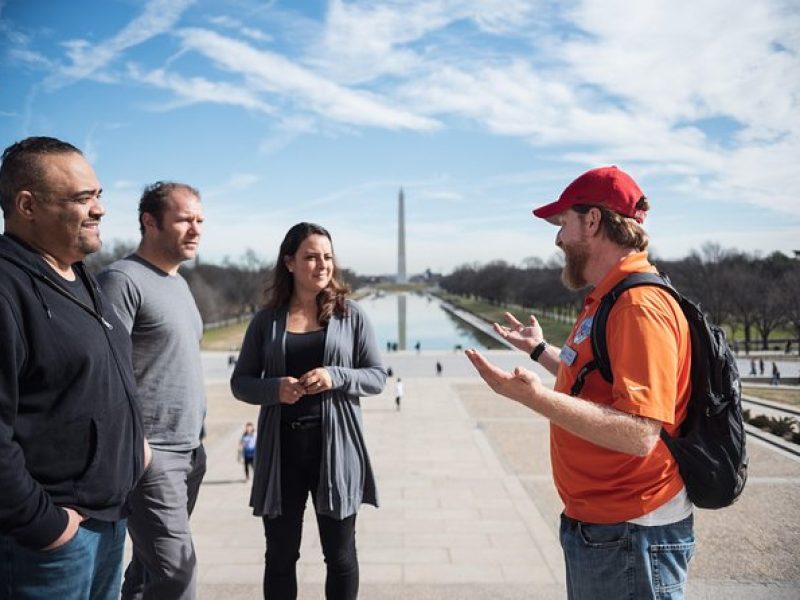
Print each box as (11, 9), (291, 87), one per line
(281, 328), (326, 422)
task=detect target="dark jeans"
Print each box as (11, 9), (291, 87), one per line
(0, 518), (127, 600)
(262, 421), (358, 600)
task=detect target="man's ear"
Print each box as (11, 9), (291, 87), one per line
(585, 206), (603, 235)
(15, 191), (36, 220)
(141, 212), (157, 231)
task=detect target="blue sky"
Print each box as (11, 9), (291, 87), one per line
(1, 0), (798, 275)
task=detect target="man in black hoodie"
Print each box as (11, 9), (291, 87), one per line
(0, 137), (148, 599)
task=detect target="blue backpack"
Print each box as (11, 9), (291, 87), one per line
(569, 272), (748, 509)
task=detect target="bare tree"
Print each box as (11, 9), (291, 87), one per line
(84, 239), (138, 273)
(780, 266), (800, 356)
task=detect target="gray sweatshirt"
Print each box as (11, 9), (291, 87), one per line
(98, 255), (205, 451)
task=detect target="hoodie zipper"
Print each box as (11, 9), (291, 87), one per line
(1, 249), (145, 482)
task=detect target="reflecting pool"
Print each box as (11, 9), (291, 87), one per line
(358, 292), (504, 351)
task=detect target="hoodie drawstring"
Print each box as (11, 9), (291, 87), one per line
(28, 272), (52, 319)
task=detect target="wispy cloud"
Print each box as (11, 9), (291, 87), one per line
(44, 0), (195, 89)
(176, 28), (440, 131)
(205, 173), (260, 197)
(8, 48), (52, 69)
(240, 27), (272, 42)
(309, 0), (536, 84)
(207, 14), (272, 42)
(126, 64), (276, 114)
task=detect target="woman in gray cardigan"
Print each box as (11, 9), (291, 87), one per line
(231, 222), (386, 600)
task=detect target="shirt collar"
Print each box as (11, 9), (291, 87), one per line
(584, 251), (654, 307)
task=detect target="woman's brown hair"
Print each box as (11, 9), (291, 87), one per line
(265, 222), (350, 324)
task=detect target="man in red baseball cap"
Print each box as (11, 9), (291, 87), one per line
(466, 166), (695, 599)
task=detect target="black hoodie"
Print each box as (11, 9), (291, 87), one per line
(0, 233), (145, 549)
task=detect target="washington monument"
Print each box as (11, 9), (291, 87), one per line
(397, 187), (407, 283)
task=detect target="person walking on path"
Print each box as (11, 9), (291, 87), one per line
(98, 181), (207, 600)
(240, 422), (257, 481)
(467, 166), (694, 599)
(231, 222), (386, 600)
(771, 362), (781, 386)
(395, 378), (404, 411)
(436, 361), (443, 376)
(0, 136), (148, 599)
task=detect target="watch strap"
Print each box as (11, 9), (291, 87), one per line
(530, 340), (548, 362)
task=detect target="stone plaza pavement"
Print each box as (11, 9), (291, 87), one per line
(164, 351), (800, 599)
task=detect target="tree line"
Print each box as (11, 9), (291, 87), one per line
(439, 243), (800, 354)
(84, 241), (798, 352)
(85, 242), (358, 326)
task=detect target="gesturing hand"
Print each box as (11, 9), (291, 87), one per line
(280, 377), (306, 404)
(299, 367), (332, 395)
(465, 348), (543, 407)
(492, 312), (544, 354)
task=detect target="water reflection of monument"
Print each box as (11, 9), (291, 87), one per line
(397, 294), (407, 350)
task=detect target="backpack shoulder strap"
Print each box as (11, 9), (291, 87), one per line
(570, 271), (680, 396)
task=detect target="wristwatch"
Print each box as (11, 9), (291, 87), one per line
(530, 340), (548, 362)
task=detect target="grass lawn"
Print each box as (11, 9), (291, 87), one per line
(434, 292), (575, 347)
(742, 385), (800, 408)
(202, 321), (249, 351)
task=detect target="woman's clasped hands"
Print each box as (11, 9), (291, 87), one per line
(279, 367), (332, 404)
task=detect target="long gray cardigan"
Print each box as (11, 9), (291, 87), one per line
(230, 299), (386, 519)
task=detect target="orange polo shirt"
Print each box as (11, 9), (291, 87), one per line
(551, 251), (691, 523)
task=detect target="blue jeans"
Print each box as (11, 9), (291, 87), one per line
(559, 513), (694, 600)
(0, 518), (127, 600)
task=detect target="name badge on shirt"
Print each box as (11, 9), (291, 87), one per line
(560, 345), (578, 366)
(573, 316), (593, 345)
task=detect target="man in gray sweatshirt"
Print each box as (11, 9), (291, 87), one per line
(98, 181), (206, 599)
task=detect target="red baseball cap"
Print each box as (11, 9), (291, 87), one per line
(532, 166), (647, 224)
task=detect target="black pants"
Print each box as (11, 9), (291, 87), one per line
(262, 422), (358, 600)
(244, 455), (255, 480)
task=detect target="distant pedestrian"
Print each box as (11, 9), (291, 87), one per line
(415, 341), (421, 353)
(749, 359), (757, 376)
(785, 340), (792, 354)
(239, 422), (257, 481)
(771, 362), (781, 386)
(387, 366), (394, 377)
(436, 361), (443, 376)
(386, 341), (391, 352)
(395, 378), (403, 411)
(759, 358), (765, 375)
